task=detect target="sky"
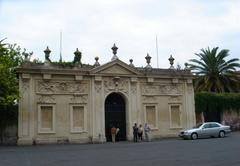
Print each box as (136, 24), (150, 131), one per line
(0, 0), (240, 68)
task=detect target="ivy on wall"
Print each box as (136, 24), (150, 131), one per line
(195, 92), (240, 114)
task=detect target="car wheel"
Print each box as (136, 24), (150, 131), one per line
(219, 131), (225, 138)
(191, 133), (198, 140)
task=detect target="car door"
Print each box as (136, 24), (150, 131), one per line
(210, 123), (221, 137)
(201, 123), (212, 138)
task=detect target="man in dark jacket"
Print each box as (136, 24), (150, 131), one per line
(133, 123), (138, 142)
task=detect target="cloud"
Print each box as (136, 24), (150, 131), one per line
(0, 0), (239, 68)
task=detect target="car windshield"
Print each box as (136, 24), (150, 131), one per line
(193, 123), (202, 128)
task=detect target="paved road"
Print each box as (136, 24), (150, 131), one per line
(1, 132), (240, 166)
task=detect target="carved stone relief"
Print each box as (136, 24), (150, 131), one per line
(141, 84), (183, 95)
(36, 81), (88, 94)
(22, 80), (30, 94)
(131, 84), (137, 94)
(38, 95), (55, 103)
(94, 82), (102, 93)
(104, 78), (128, 95)
(142, 96), (156, 103)
(168, 96), (182, 103)
(70, 94), (88, 104)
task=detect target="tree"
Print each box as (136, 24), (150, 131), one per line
(0, 39), (32, 143)
(0, 39), (24, 105)
(188, 47), (240, 92)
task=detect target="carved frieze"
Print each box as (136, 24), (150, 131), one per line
(104, 78), (128, 95)
(38, 95), (55, 103)
(141, 84), (183, 95)
(168, 96), (182, 103)
(142, 96), (156, 103)
(36, 81), (88, 94)
(70, 94), (88, 104)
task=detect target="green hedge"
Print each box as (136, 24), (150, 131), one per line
(195, 92), (240, 114)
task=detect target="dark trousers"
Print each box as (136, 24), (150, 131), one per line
(133, 133), (138, 142)
(138, 132), (143, 141)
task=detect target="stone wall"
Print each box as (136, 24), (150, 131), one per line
(222, 110), (240, 131)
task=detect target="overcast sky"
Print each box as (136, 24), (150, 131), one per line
(0, 0), (240, 68)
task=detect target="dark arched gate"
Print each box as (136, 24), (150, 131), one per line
(105, 93), (126, 141)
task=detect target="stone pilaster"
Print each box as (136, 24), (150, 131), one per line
(92, 77), (105, 143)
(184, 81), (196, 128)
(128, 81), (138, 140)
(18, 74), (34, 145)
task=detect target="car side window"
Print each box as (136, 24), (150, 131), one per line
(203, 124), (211, 129)
(210, 123), (220, 128)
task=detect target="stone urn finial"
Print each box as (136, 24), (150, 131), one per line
(168, 55), (175, 69)
(23, 52), (30, 62)
(145, 53), (152, 69)
(73, 48), (82, 67)
(94, 56), (100, 67)
(111, 43), (118, 61)
(44, 46), (51, 63)
(129, 59), (134, 67)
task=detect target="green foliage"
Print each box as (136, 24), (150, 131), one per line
(0, 41), (21, 105)
(0, 39), (32, 142)
(52, 61), (75, 67)
(188, 47), (240, 92)
(0, 39), (34, 105)
(0, 39), (27, 105)
(195, 92), (240, 114)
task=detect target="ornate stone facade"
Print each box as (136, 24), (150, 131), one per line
(17, 57), (195, 145)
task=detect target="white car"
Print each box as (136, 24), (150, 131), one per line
(179, 122), (231, 140)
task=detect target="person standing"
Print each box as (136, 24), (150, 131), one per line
(133, 123), (138, 142)
(144, 123), (151, 142)
(111, 126), (117, 143)
(138, 124), (143, 141)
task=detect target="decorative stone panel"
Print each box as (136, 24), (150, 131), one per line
(131, 84), (137, 94)
(142, 96), (157, 103)
(94, 82), (102, 93)
(104, 77), (128, 95)
(141, 84), (183, 95)
(36, 80), (88, 94)
(70, 94), (88, 104)
(168, 96), (182, 103)
(37, 95), (55, 104)
(22, 80), (30, 94)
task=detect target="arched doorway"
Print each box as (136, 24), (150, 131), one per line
(105, 93), (126, 142)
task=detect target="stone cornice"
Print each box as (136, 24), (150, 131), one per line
(16, 60), (193, 80)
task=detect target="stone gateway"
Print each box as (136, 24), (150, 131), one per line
(17, 44), (195, 145)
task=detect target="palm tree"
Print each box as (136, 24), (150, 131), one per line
(188, 47), (240, 92)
